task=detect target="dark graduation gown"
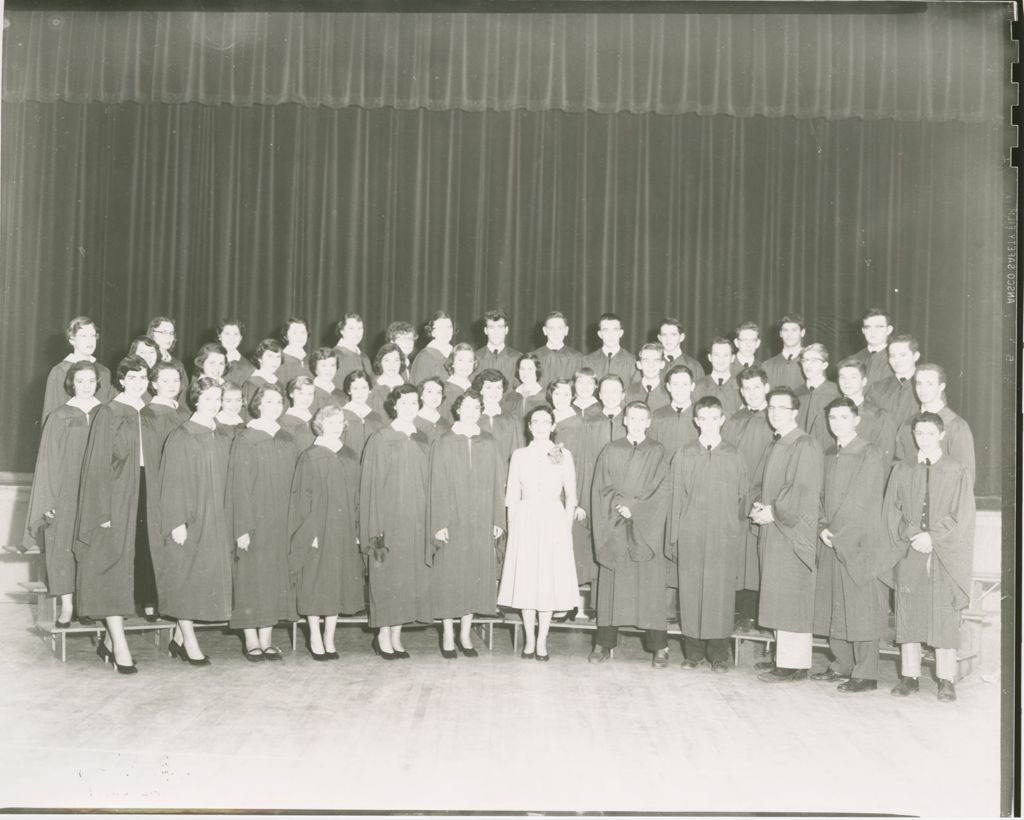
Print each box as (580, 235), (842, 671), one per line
(850, 346), (893, 388)
(795, 380), (842, 452)
(480, 411), (521, 467)
(414, 414), (452, 445)
(368, 381), (403, 420)
(866, 374), (918, 431)
(427, 430), (505, 617)
(311, 383), (346, 416)
(893, 405), (976, 487)
(156, 420), (232, 621)
(438, 379), (469, 423)
(277, 352), (312, 389)
(409, 347), (449, 386)
(762, 352), (804, 391)
(729, 357), (761, 377)
(581, 348), (637, 385)
(280, 412), (315, 452)
(226, 426), (300, 628)
(591, 438), (671, 630)
(649, 404), (698, 457)
(25, 403), (98, 596)
(753, 427), (823, 633)
(359, 427), (433, 627)
(341, 407), (385, 459)
(624, 376), (671, 413)
(574, 401), (605, 422)
(723, 406), (774, 591)
(288, 443), (364, 616)
(333, 346), (374, 390)
(240, 373), (281, 413)
(667, 441), (748, 639)
(531, 345), (583, 389)
(224, 353), (256, 388)
(855, 400), (896, 465)
(500, 387), (547, 428)
(554, 413), (595, 585)
(472, 345), (521, 388)
(812, 437), (889, 642)
(215, 419), (245, 445)
(74, 400), (144, 617)
(663, 351), (705, 378)
(693, 375), (743, 419)
(42, 359), (115, 425)
(884, 456), (975, 648)
(141, 402), (189, 583)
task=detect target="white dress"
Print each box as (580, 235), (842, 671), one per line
(497, 443), (580, 610)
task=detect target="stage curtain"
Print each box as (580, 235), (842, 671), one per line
(2, 7), (1007, 122)
(0, 101), (1006, 494)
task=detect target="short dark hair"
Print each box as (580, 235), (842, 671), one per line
(194, 343), (227, 372)
(189, 376), (223, 409)
(573, 367), (597, 384)
(546, 378), (574, 405)
(516, 353), (543, 383)
(767, 386), (800, 411)
(737, 365), (769, 387)
(217, 317), (246, 337)
(523, 404), (555, 443)
(281, 316), (308, 339)
(417, 376), (447, 401)
(779, 314), (805, 330)
(66, 316), (97, 339)
(287, 375), (315, 400)
(386, 321), (417, 342)
(664, 364), (695, 384)
(659, 318), (684, 334)
(425, 310), (456, 338)
(599, 374), (625, 390)
(693, 395), (723, 414)
(623, 400), (653, 419)
(825, 396), (859, 416)
(373, 342), (407, 376)
(335, 314), (364, 336)
(129, 335), (159, 358)
(116, 355), (150, 387)
(147, 316), (176, 335)
(64, 360), (99, 397)
(862, 307), (891, 325)
(472, 369), (508, 393)
(888, 334), (920, 354)
(247, 383), (286, 419)
(384, 383), (420, 420)
(342, 369), (372, 398)
(149, 360), (182, 394)
(483, 309), (510, 325)
(311, 347), (338, 367)
(915, 362), (947, 383)
(253, 338), (283, 366)
(735, 321), (760, 338)
(598, 312), (622, 327)
(709, 336), (734, 353)
(451, 389), (483, 420)
(836, 357), (867, 378)
(543, 311), (567, 325)
(445, 342), (476, 375)
(912, 411), (944, 433)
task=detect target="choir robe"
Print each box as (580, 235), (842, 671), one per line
(591, 438), (671, 630)
(854, 399), (896, 465)
(893, 404), (976, 487)
(155, 421), (232, 621)
(342, 408), (385, 458)
(729, 357), (761, 377)
(409, 347), (449, 386)
(581, 348), (637, 385)
(277, 352), (312, 389)
(333, 346), (374, 390)
(288, 443), (365, 616)
(215, 420), (245, 444)
(574, 401), (604, 422)
(359, 427), (434, 627)
(439, 379), (471, 423)
(241, 373), (281, 413)
(427, 430), (505, 617)
(480, 411), (521, 467)
(649, 404), (698, 458)
(531, 345), (583, 389)
(753, 427), (823, 633)
(280, 412), (315, 452)
(554, 413), (596, 585)
(41, 358), (115, 424)
(226, 427), (300, 628)
(624, 376), (671, 413)
(663, 351), (705, 378)
(413, 414), (452, 445)
(500, 388), (547, 431)
(368, 382), (403, 420)
(25, 404), (98, 596)
(473, 346), (521, 388)
(140, 402), (189, 583)
(224, 354), (256, 388)
(812, 437), (889, 642)
(794, 380), (841, 452)
(866, 374), (918, 430)
(693, 374), (743, 419)
(310, 383), (346, 416)
(849, 346), (893, 388)
(762, 352), (804, 391)
(723, 406), (774, 590)
(667, 440), (748, 640)
(884, 456), (975, 647)
(74, 401), (144, 617)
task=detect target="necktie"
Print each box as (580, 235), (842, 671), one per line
(675, 406), (683, 415)
(645, 384), (652, 394)
(785, 355), (793, 362)
(607, 352), (613, 361)
(773, 433), (781, 441)
(921, 459), (931, 532)
(706, 444), (712, 452)
(717, 378), (724, 387)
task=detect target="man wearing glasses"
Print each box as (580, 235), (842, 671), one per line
(850, 308), (895, 388)
(748, 387), (824, 683)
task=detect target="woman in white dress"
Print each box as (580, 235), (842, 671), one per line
(497, 405), (582, 660)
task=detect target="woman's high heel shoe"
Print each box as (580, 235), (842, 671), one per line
(371, 636), (397, 661)
(99, 641), (137, 674)
(96, 641), (112, 664)
(169, 639), (211, 667)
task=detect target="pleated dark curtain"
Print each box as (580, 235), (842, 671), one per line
(0, 8), (1013, 497)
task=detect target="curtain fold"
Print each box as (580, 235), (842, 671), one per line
(0, 100), (1005, 493)
(2, 8), (1009, 121)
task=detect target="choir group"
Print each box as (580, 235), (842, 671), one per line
(25, 308), (976, 701)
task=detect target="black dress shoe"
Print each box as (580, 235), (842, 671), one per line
(652, 648), (670, 669)
(711, 660), (730, 673)
(588, 645), (612, 664)
(457, 644), (479, 658)
(753, 659), (775, 671)
(838, 677), (878, 693)
(55, 617), (72, 630)
(78, 616), (96, 626)
(311, 649), (329, 662)
(440, 646), (457, 659)
(937, 679), (957, 702)
(521, 649), (535, 660)
(810, 668), (850, 682)
(535, 653), (549, 662)
(244, 647), (265, 662)
(371, 637), (397, 660)
(325, 651), (340, 660)
(143, 611), (160, 623)
(734, 618), (756, 634)
(393, 649), (410, 659)
(758, 667), (808, 683)
(890, 676), (920, 697)
(680, 658), (708, 670)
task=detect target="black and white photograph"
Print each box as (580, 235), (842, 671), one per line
(0, 0), (1017, 816)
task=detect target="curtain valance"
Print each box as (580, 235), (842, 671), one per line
(1, 7), (1008, 121)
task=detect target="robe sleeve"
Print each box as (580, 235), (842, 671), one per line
(927, 464), (975, 605)
(768, 437), (822, 571)
(158, 428), (198, 535)
(829, 448), (886, 587)
(426, 437), (453, 566)
(226, 434), (259, 543)
(561, 450), (578, 513)
(881, 463), (914, 584)
(287, 452), (321, 575)
(25, 411), (67, 541)
(947, 420), (977, 489)
(75, 404), (116, 545)
(41, 366), (67, 426)
(358, 432), (387, 556)
(874, 410), (897, 465)
(665, 451), (690, 560)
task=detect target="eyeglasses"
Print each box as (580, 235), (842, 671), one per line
(767, 404), (796, 412)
